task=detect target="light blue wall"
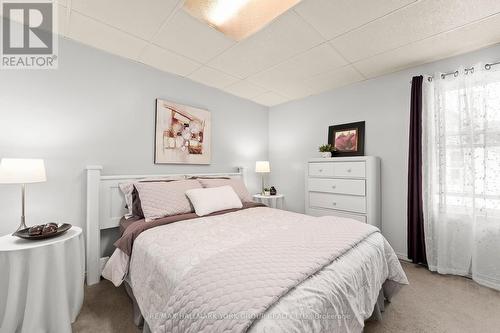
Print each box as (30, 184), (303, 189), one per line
(2, 28), (499, 258)
(0, 36), (268, 236)
(268, 43), (500, 257)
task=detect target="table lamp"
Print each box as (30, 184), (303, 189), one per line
(255, 161), (270, 195)
(0, 158), (46, 232)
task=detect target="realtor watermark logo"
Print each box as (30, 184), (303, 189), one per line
(1, 0), (58, 69)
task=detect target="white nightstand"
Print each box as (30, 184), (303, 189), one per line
(0, 226), (85, 333)
(253, 194), (285, 209)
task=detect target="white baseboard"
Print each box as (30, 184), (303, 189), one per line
(84, 257), (108, 286)
(396, 252), (410, 262)
(100, 256), (110, 274)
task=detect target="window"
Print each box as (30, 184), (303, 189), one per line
(429, 74), (500, 217)
(423, 65), (500, 287)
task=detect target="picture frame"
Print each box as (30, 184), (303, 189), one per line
(328, 121), (365, 157)
(154, 99), (211, 164)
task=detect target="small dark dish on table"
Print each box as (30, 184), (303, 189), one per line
(13, 223), (72, 240)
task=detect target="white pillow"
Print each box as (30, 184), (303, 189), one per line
(185, 186), (243, 216)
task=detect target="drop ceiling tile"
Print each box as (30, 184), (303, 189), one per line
(68, 11), (147, 60)
(152, 10), (235, 64)
(354, 14), (500, 78)
(248, 43), (347, 93)
(272, 43), (348, 78)
(222, 80), (268, 99)
(331, 0), (500, 63)
(279, 85), (316, 100)
(305, 65), (365, 94)
(276, 82), (315, 100)
(248, 67), (315, 99)
(139, 44), (200, 76)
(188, 66), (239, 89)
(252, 92), (290, 106)
(294, 0), (416, 39)
(247, 67), (293, 88)
(71, 0), (179, 40)
(247, 43), (348, 99)
(209, 10), (324, 78)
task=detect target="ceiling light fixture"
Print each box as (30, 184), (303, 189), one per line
(208, 0), (249, 25)
(184, 0), (302, 41)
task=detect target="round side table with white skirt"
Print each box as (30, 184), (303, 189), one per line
(253, 194), (285, 209)
(0, 226), (85, 333)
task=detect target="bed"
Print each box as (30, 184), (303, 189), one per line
(85, 166), (408, 333)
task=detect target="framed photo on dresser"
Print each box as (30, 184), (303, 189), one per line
(328, 121), (365, 157)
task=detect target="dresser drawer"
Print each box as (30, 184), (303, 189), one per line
(309, 163), (335, 177)
(309, 161), (366, 178)
(307, 207), (367, 223)
(332, 162), (365, 178)
(309, 192), (366, 214)
(308, 178), (365, 196)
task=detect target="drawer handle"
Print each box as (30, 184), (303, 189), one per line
(318, 169), (323, 172)
(332, 202), (337, 206)
(331, 185), (336, 189)
(347, 168), (352, 173)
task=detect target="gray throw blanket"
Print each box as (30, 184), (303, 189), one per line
(162, 217), (378, 333)
(115, 202), (265, 255)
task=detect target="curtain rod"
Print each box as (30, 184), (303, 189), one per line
(485, 61), (500, 70)
(410, 61), (500, 83)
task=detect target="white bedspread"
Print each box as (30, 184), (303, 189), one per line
(122, 207), (408, 333)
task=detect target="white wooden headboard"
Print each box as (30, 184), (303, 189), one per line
(85, 165), (246, 285)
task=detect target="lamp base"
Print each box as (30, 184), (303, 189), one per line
(261, 174), (265, 195)
(14, 184), (28, 234)
(15, 218), (28, 232)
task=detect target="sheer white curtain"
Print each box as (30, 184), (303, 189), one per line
(423, 64), (500, 290)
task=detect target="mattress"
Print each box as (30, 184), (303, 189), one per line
(124, 207), (407, 333)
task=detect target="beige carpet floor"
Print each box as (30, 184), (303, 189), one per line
(73, 261), (500, 333)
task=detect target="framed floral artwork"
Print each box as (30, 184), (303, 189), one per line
(328, 121), (365, 157)
(154, 99), (211, 164)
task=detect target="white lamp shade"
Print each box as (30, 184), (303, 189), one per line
(255, 161), (270, 173)
(0, 158), (47, 184)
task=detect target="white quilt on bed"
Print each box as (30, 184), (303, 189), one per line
(127, 207), (407, 333)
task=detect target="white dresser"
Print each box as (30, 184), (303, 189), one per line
(305, 156), (380, 228)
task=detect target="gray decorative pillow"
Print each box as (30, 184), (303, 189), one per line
(119, 176), (185, 219)
(198, 178), (252, 202)
(134, 179), (203, 222)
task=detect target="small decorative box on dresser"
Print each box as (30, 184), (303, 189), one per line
(305, 156), (381, 228)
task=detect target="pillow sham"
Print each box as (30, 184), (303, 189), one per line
(119, 182), (136, 219)
(197, 178), (252, 202)
(130, 186), (144, 218)
(119, 176), (185, 219)
(185, 186), (242, 216)
(134, 179), (202, 222)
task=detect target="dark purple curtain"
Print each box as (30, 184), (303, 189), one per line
(407, 75), (427, 265)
